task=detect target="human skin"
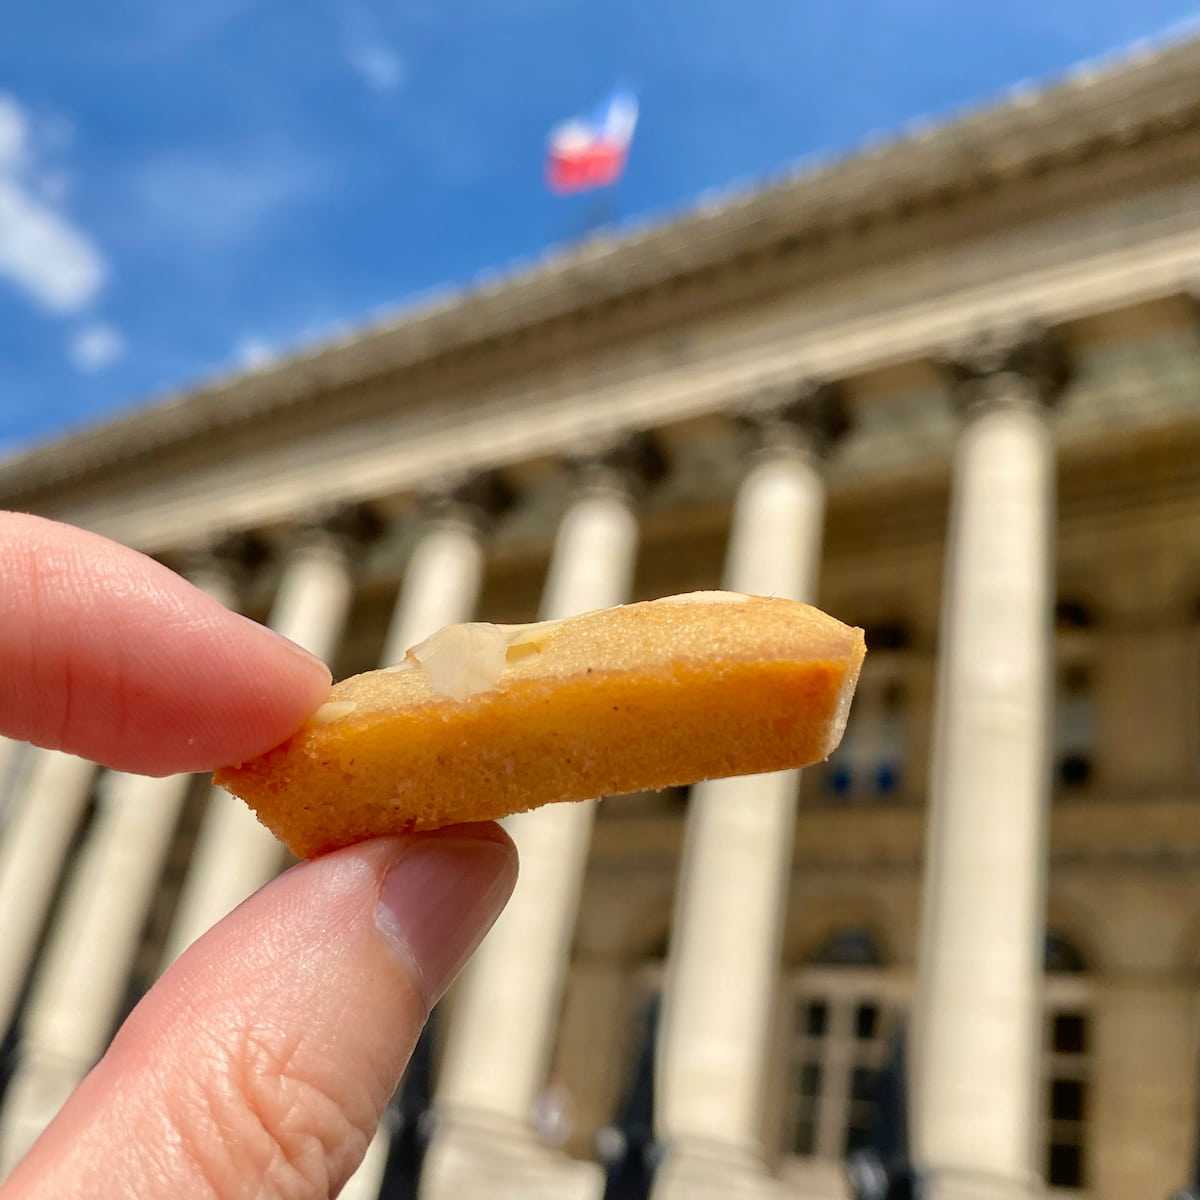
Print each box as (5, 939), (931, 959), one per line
(0, 512), (518, 1200)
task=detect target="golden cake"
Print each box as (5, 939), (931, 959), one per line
(215, 592), (866, 857)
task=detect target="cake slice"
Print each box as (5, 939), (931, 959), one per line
(215, 592), (866, 857)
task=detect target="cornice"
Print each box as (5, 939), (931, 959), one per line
(4, 32), (1200, 499)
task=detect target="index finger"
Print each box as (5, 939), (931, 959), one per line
(0, 512), (331, 775)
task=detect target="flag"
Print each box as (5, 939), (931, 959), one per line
(546, 88), (638, 195)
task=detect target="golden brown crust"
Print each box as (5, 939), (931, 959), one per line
(215, 592), (866, 858)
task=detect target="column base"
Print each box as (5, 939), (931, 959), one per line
(419, 1111), (604, 1200)
(651, 1141), (790, 1200)
(922, 1167), (1043, 1200)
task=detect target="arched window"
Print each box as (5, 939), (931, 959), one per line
(778, 926), (1093, 1195)
(811, 927), (884, 968)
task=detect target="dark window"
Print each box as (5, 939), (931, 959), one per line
(863, 623), (911, 651)
(1058, 754), (1093, 788)
(825, 765), (854, 797)
(791, 1118), (816, 1156)
(812, 928), (883, 968)
(1061, 661), (1092, 693)
(854, 1003), (879, 1041)
(1055, 601), (1094, 629)
(849, 1066), (876, 1102)
(875, 761), (902, 796)
(1050, 1078), (1086, 1122)
(804, 1000), (828, 1037)
(1046, 1142), (1084, 1188)
(844, 1106), (875, 1155)
(1052, 1012), (1088, 1055)
(1044, 933), (1088, 974)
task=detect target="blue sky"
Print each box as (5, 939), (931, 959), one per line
(1, 1), (1198, 452)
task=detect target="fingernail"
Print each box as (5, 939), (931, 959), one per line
(376, 836), (516, 1006)
(234, 613), (332, 680)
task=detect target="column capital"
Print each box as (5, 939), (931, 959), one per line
(177, 528), (268, 584)
(417, 469), (515, 531)
(563, 428), (667, 500)
(288, 500), (384, 559)
(936, 323), (1072, 416)
(733, 379), (850, 458)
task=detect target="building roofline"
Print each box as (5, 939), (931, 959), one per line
(6, 31), (1200, 496)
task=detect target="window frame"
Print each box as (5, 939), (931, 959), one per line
(1041, 973), (1095, 1196)
(1053, 626), (1097, 800)
(773, 965), (1094, 1198)
(817, 647), (912, 808)
(773, 965), (912, 1193)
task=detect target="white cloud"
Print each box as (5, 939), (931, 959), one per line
(235, 336), (276, 369)
(0, 97), (28, 172)
(0, 183), (106, 314)
(345, 41), (404, 92)
(69, 322), (125, 373)
(336, 0), (404, 93)
(110, 0), (265, 59)
(128, 146), (321, 247)
(0, 94), (106, 315)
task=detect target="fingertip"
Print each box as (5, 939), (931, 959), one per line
(412, 820), (516, 851)
(0, 514), (334, 774)
(149, 608), (334, 775)
(230, 611), (333, 682)
(375, 825), (518, 1006)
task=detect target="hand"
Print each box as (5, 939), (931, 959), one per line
(0, 513), (518, 1199)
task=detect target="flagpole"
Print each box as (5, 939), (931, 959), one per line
(581, 192), (617, 240)
(546, 86), (636, 244)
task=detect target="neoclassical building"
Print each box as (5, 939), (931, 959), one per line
(2, 33), (1200, 1200)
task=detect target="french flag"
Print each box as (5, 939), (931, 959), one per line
(546, 88), (638, 195)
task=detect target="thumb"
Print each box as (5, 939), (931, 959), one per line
(1, 825), (516, 1200)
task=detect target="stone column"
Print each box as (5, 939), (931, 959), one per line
(162, 511), (368, 964)
(0, 750), (98, 1043)
(421, 439), (656, 1200)
(341, 485), (496, 1200)
(913, 329), (1068, 1200)
(554, 955), (633, 1158)
(380, 479), (504, 666)
(0, 737), (21, 826)
(0, 551), (244, 1172)
(652, 386), (846, 1200)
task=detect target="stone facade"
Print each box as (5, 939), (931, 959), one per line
(3, 34), (1200, 1200)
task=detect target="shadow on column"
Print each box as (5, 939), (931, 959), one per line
(845, 1024), (919, 1200)
(597, 993), (661, 1200)
(378, 1010), (438, 1200)
(0, 1022), (17, 1110)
